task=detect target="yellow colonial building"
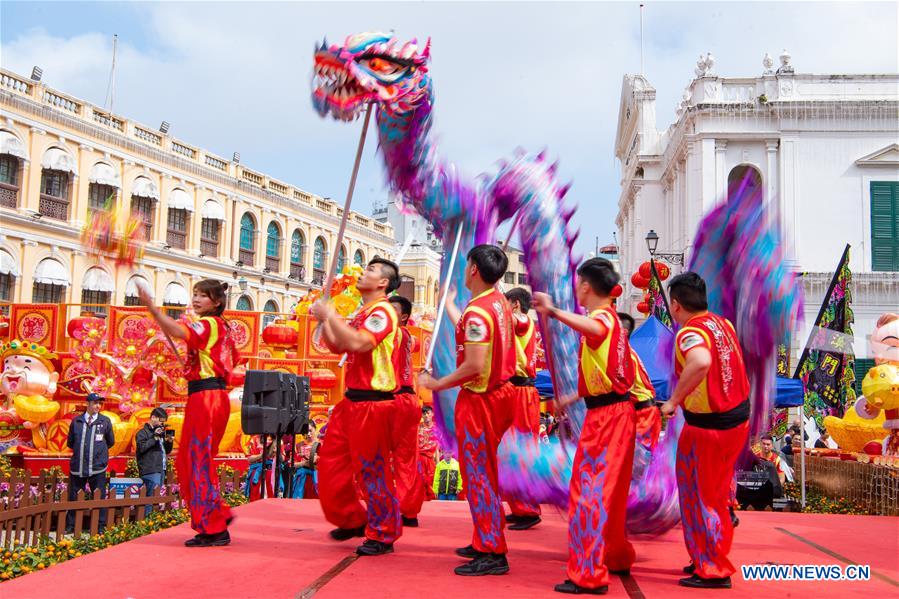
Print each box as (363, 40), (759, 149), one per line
(0, 68), (395, 319)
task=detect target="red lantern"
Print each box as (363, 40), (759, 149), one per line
(643, 292), (652, 304)
(636, 301), (650, 314)
(67, 311), (104, 339)
(656, 263), (670, 280)
(261, 320), (299, 349)
(307, 367), (337, 390)
(630, 272), (649, 289)
(639, 261), (653, 279)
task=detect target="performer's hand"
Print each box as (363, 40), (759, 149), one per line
(310, 299), (333, 322)
(136, 280), (155, 309)
(532, 292), (554, 316)
(445, 285), (457, 306)
(660, 400), (676, 417)
(418, 372), (437, 390)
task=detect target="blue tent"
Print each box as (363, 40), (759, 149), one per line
(535, 314), (806, 407)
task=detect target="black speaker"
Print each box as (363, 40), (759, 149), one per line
(241, 370), (310, 436)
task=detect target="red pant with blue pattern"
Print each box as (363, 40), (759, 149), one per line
(318, 397), (402, 544)
(567, 401), (636, 589)
(676, 420), (748, 579)
(177, 388), (232, 535)
(392, 392), (424, 519)
(634, 404), (662, 453)
(455, 384), (514, 554)
(506, 384), (542, 518)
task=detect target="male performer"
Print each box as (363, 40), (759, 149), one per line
(312, 258), (403, 556)
(618, 313), (661, 453)
(418, 406), (439, 501)
(533, 258), (637, 595)
(660, 272), (750, 589)
(388, 294), (425, 527)
(420, 244), (516, 577)
(503, 288), (542, 530)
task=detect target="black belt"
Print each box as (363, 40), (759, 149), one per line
(345, 389), (396, 402)
(188, 377), (226, 394)
(509, 376), (536, 387)
(398, 386), (415, 395)
(633, 398), (656, 411)
(684, 399), (750, 430)
(584, 392), (630, 410)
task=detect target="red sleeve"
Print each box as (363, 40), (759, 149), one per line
(584, 310), (613, 349)
(360, 306), (395, 346)
(181, 318), (213, 351)
(411, 335), (420, 352)
(513, 313), (531, 336)
(461, 309), (492, 345)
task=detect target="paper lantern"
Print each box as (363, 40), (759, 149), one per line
(638, 261), (653, 279)
(307, 367), (337, 390)
(636, 301), (650, 314)
(261, 320), (299, 349)
(630, 273), (649, 289)
(656, 262), (671, 280)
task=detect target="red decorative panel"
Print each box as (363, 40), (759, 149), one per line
(223, 310), (259, 357)
(107, 306), (152, 353)
(11, 304), (58, 349)
(305, 320), (340, 361)
(257, 358), (304, 376)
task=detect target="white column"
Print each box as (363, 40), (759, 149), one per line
(715, 140), (728, 200)
(779, 139), (799, 269)
(700, 137), (717, 212)
(765, 139), (779, 228)
(684, 141), (699, 252)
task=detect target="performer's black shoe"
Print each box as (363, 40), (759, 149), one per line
(454, 553), (509, 576)
(185, 530), (230, 547)
(678, 574), (732, 589)
(609, 569), (630, 576)
(402, 516), (419, 527)
(553, 579), (608, 595)
(355, 539), (394, 556)
(683, 562), (696, 574)
(329, 526), (366, 541)
(504, 513), (523, 523)
(508, 515), (541, 531)
(729, 506), (740, 528)
(455, 544), (483, 559)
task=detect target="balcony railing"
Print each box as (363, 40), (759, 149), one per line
(200, 239), (219, 257)
(265, 256), (280, 272)
(39, 194), (69, 220)
(290, 263), (305, 281)
(312, 269), (325, 287)
(166, 230), (187, 250)
(0, 183), (18, 209)
(239, 249), (255, 266)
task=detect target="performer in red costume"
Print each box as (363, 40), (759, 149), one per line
(388, 295), (425, 527)
(312, 258), (404, 557)
(420, 244), (516, 577)
(533, 258), (637, 596)
(418, 406), (439, 501)
(660, 272), (750, 590)
(503, 288), (542, 530)
(618, 313), (661, 453)
(140, 279), (238, 547)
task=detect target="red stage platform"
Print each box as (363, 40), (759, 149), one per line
(3, 499), (897, 598)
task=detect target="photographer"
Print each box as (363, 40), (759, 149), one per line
(135, 407), (174, 513)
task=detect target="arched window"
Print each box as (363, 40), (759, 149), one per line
(124, 275), (150, 306)
(727, 165), (763, 203)
(0, 131), (26, 209)
(39, 147), (75, 220)
(266, 222), (282, 272)
(262, 299), (279, 327)
(162, 282), (189, 318)
(0, 249), (18, 313)
(337, 245), (347, 273)
(80, 267), (114, 315)
(32, 257), (69, 304)
(130, 175), (158, 240)
(239, 213), (256, 265)
(290, 229), (306, 280)
(87, 162), (120, 214)
(313, 237), (327, 286)
(200, 200), (223, 258)
(353, 249), (365, 266)
(235, 295), (253, 311)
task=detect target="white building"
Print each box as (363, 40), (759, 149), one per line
(614, 51), (899, 364)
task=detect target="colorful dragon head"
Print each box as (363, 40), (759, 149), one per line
(312, 31), (431, 121)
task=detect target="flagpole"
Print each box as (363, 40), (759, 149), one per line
(423, 221), (464, 372)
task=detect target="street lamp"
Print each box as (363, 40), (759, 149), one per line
(238, 277), (248, 292)
(644, 229), (684, 266)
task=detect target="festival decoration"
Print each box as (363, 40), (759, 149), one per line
(0, 340), (60, 452)
(795, 244), (855, 428)
(630, 272), (649, 289)
(638, 261), (652, 279)
(80, 196), (146, 268)
(261, 319), (299, 359)
(854, 314), (899, 455)
(822, 401), (888, 452)
(646, 261), (673, 329)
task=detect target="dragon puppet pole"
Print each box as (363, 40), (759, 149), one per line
(322, 102), (373, 301)
(423, 221), (465, 372)
(501, 209), (525, 253)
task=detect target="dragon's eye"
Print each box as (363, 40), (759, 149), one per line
(361, 57), (403, 76)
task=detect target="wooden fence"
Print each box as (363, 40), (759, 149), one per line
(805, 455), (899, 516)
(0, 469), (244, 548)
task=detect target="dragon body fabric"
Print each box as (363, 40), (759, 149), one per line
(311, 32), (584, 466)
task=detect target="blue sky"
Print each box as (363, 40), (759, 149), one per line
(2, 1), (896, 256)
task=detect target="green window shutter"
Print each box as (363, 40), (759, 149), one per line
(854, 358), (875, 395)
(870, 181), (898, 271)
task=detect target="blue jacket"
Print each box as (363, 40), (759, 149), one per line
(67, 413), (115, 476)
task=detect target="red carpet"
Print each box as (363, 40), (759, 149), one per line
(3, 499), (897, 598)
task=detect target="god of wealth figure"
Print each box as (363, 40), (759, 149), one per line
(0, 340), (60, 452)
